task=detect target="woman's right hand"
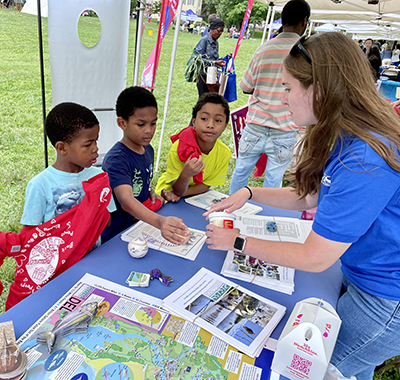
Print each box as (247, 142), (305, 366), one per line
(203, 187), (251, 218)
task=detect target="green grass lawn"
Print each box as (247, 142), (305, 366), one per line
(1, 9), (398, 379)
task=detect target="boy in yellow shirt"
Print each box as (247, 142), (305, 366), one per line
(156, 93), (231, 202)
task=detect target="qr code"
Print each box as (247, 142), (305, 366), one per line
(291, 354), (312, 375)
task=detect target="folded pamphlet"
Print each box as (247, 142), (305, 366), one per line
(121, 221), (206, 261)
(184, 189), (263, 215)
(163, 267), (286, 358)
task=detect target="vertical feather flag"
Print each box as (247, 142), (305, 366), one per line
(141, 0), (178, 89)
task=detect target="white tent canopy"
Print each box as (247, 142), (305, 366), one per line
(257, 0), (400, 22)
(21, 0), (48, 17)
(256, 0), (400, 43)
(314, 22), (339, 31)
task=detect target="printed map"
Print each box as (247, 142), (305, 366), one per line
(18, 274), (256, 380)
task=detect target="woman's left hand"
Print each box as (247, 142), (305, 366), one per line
(205, 224), (240, 250)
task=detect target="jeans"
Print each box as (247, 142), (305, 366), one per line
(331, 276), (400, 380)
(229, 123), (297, 194)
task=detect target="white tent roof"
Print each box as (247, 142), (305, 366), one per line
(315, 22), (339, 31)
(21, 0), (48, 17)
(257, 0), (400, 23)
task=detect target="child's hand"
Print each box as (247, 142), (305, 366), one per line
(161, 189), (181, 203)
(159, 216), (189, 245)
(183, 155), (205, 177)
(150, 189), (165, 205)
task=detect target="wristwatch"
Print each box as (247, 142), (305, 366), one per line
(234, 235), (247, 253)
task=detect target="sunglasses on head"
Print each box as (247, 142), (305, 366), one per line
(290, 35), (312, 65)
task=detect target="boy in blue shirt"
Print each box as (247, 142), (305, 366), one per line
(21, 102), (116, 226)
(102, 86), (188, 244)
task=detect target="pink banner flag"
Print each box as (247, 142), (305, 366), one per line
(232, 0), (254, 62)
(141, 0), (178, 89)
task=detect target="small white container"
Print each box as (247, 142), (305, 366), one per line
(206, 65), (217, 84)
(127, 237), (148, 259)
(208, 211), (236, 229)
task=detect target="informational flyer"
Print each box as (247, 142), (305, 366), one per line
(219, 215), (312, 294)
(235, 214), (312, 243)
(163, 268), (286, 358)
(221, 251), (295, 295)
(18, 274), (262, 379)
(121, 221), (206, 261)
(185, 190), (262, 215)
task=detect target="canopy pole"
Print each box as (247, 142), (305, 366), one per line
(155, 0), (183, 173)
(308, 21), (313, 36)
(261, 3), (273, 46)
(37, 0), (48, 167)
(133, 0), (145, 86)
(266, 6), (276, 41)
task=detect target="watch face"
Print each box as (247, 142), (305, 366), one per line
(234, 236), (245, 251)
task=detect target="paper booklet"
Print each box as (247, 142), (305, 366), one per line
(220, 215), (313, 295)
(221, 252), (295, 295)
(184, 189), (263, 215)
(18, 274), (263, 380)
(163, 267), (286, 358)
(121, 220), (206, 261)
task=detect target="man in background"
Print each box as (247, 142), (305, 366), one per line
(229, 0), (311, 194)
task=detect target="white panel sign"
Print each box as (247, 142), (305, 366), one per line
(48, 0), (130, 161)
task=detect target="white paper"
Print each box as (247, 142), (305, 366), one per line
(206, 336), (229, 359)
(121, 221), (206, 261)
(49, 351), (84, 380)
(238, 362), (263, 380)
(235, 214), (310, 243)
(224, 350), (243, 373)
(163, 267), (286, 358)
(176, 321), (201, 347)
(185, 189), (263, 215)
(221, 251), (295, 295)
(220, 216), (313, 294)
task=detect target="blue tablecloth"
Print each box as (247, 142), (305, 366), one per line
(379, 79), (400, 102)
(0, 198), (343, 379)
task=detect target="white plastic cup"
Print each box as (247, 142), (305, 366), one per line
(208, 211), (236, 229)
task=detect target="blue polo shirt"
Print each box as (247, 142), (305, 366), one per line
(313, 134), (400, 300)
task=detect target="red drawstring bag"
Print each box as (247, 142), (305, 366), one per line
(0, 172), (111, 310)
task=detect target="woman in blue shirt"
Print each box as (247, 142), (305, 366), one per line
(205, 32), (400, 380)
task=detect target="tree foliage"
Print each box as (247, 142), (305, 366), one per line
(211, 0), (273, 29)
(151, 0), (162, 15)
(201, 0), (219, 19)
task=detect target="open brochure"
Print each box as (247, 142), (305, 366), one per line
(163, 267), (286, 358)
(220, 215), (313, 295)
(17, 274), (263, 380)
(221, 251), (295, 295)
(184, 189), (263, 215)
(121, 220), (206, 261)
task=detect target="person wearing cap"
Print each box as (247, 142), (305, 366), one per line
(193, 18), (226, 97)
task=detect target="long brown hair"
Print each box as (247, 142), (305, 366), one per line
(284, 32), (400, 198)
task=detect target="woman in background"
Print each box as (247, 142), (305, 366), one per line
(367, 44), (382, 81)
